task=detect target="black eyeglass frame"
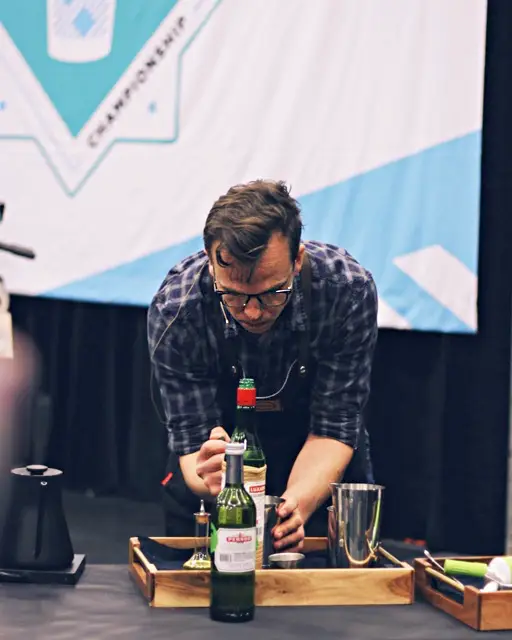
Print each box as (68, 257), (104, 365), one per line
(213, 278), (294, 310)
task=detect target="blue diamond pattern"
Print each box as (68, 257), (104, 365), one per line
(73, 8), (95, 37)
(0, 0), (182, 135)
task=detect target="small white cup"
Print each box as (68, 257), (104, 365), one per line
(47, 0), (117, 63)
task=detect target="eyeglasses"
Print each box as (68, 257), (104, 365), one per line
(214, 280), (293, 310)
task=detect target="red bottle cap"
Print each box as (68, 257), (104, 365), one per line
(237, 387), (256, 406)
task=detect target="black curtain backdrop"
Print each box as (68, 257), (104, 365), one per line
(6, 0), (512, 555)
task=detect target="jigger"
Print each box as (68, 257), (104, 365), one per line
(263, 496), (284, 568)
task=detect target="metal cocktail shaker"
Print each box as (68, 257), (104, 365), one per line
(328, 483), (384, 568)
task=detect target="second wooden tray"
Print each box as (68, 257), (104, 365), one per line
(415, 556), (512, 631)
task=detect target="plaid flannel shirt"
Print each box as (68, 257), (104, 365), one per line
(148, 240), (378, 456)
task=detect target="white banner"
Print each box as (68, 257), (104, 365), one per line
(0, 0), (487, 332)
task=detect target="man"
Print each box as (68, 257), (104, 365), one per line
(148, 179), (378, 552)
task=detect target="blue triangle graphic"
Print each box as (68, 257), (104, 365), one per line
(41, 132), (482, 333)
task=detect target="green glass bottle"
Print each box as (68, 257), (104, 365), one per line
(231, 378), (266, 568)
(210, 442), (257, 623)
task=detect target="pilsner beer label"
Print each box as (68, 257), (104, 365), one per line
(214, 527), (256, 573)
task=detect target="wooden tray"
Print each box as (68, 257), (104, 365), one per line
(415, 556), (512, 631)
(129, 536), (414, 608)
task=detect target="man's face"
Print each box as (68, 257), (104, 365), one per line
(209, 233), (304, 334)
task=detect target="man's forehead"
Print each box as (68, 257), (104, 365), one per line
(212, 240), (291, 284)
(218, 261), (286, 286)
(213, 257), (290, 291)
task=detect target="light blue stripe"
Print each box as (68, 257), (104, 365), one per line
(42, 131), (482, 333)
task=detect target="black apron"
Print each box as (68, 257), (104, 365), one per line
(161, 254), (373, 537)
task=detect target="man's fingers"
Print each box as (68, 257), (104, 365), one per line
(210, 426), (230, 442)
(198, 439), (227, 463)
(276, 496), (298, 520)
(205, 470), (223, 496)
(272, 494), (305, 551)
(197, 452), (225, 478)
(274, 526), (305, 552)
(273, 512), (302, 541)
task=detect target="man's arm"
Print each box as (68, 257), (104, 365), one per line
(148, 295), (223, 496)
(275, 275), (378, 549)
(281, 434), (353, 522)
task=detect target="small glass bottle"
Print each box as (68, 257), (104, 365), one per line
(183, 500), (211, 570)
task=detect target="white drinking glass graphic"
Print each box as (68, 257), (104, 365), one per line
(47, 0), (117, 63)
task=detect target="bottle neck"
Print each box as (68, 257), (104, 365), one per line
(225, 453), (243, 486)
(236, 405), (258, 435)
(234, 404), (265, 466)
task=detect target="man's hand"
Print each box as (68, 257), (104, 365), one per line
(272, 495), (305, 552)
(282, 434), (353, 526)
(195, 426), (230, 496)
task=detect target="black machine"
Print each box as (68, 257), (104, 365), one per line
(0, 203), (85, 584)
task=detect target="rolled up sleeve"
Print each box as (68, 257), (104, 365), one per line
(148, 301), (222, 456)
(309, 275), (378, 448)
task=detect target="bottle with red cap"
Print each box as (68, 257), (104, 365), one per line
(231, 378), (266, 565)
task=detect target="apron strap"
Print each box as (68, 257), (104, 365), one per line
(204, 265), (240, 380)
(213, 300), (240, 379)
(297, 252), (312, 378)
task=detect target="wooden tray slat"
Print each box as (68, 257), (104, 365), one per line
(129, 536), (414, 608)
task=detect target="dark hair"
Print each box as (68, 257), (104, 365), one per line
(203, 179), (303, 268)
